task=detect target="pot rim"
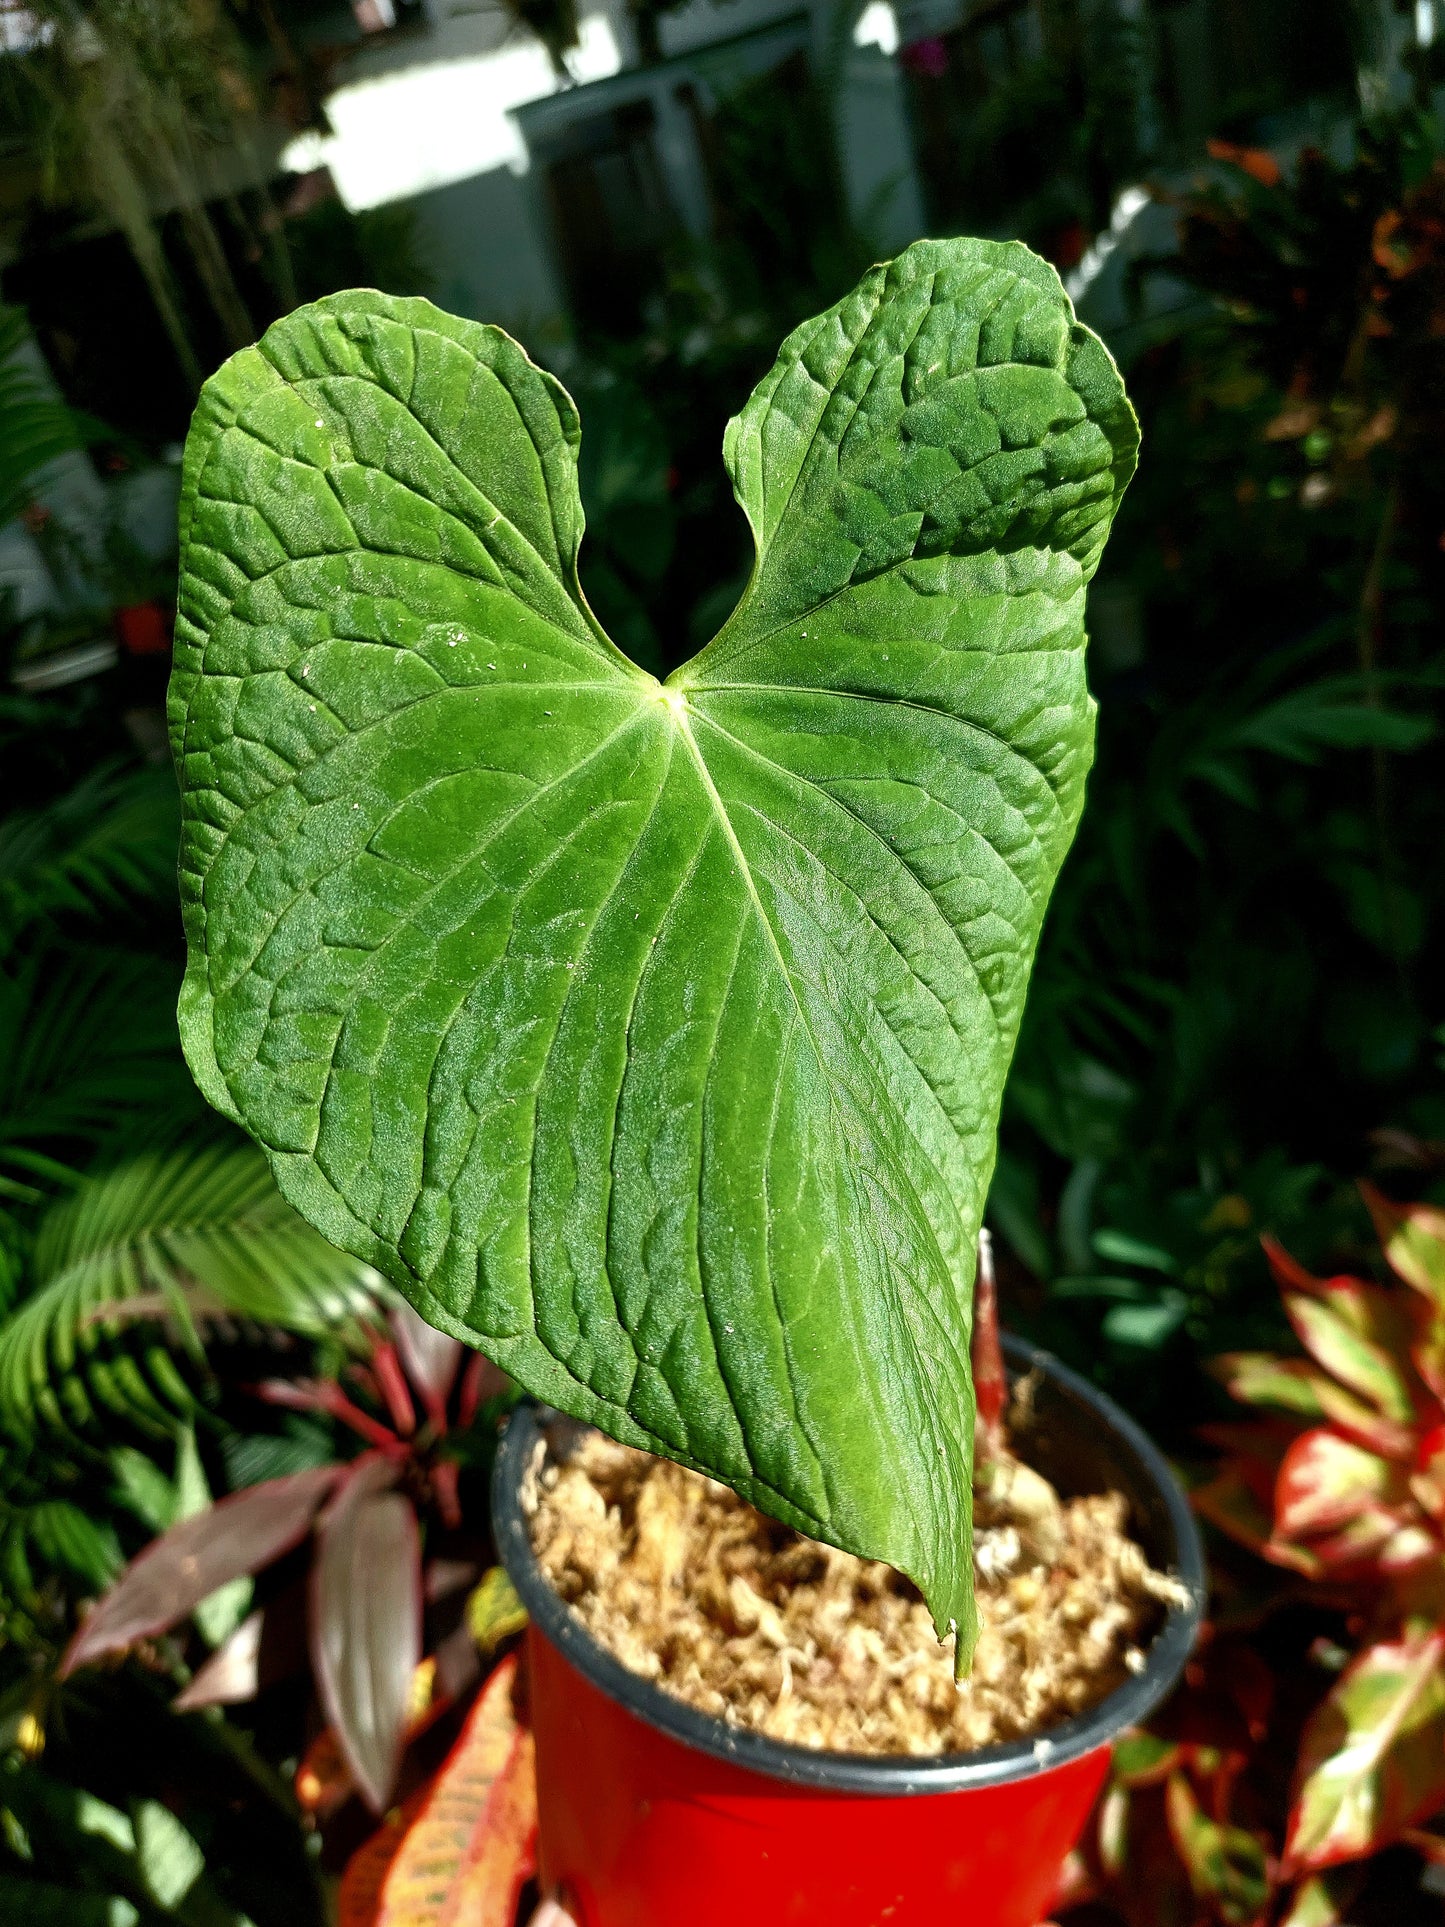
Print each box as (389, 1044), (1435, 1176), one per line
(492, 1334), (1206, 1795)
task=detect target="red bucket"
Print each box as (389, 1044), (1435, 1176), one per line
(494, 1338), (1204, 1927)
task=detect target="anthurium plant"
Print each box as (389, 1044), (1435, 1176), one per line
(1076, 1190), (1445, 1926)
(165, 238), (1137, 1665)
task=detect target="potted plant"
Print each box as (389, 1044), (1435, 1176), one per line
(164, 238), (1202, 1924)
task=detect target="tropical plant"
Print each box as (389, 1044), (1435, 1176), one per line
(3, 0), (276, 391)
(982, 110), (1445, 1421)
(164, 240), (1138, 1660)
(1065, 1189), (1445, 1925)
(337, 1652), (537, 1927)
(0, 1142), (384, 1446)
(62, 1298), (510, 1814)
(0, 302), (98, 530)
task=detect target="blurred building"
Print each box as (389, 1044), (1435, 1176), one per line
(0, 0), (1431, 467)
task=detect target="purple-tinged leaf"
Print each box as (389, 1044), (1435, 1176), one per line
(1285, 1629), (1445, 1873)
(311, 1455), (422, 1815)
(62, 1465), (340, 1677)
(390, 1302), (462, 1429)
(174, 1609), (264, 1710)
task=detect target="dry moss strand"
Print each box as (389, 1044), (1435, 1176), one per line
(527, 1432), (1182, 1757)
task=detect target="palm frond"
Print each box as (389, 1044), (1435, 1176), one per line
(0, 765), (179, 953)
(0, 947), (202, 1184)
(0, 304), (96, 529)
(0, 1144), (386, 1442)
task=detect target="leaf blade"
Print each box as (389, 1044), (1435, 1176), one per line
(170, 247), (1136, 1646)
(61, 1464), (339, 1675)
(311, 1457), (423, 1814)
(1285, 1629), (1445, 1873)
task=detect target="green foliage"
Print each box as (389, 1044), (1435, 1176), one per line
(0, 304), (95, 529)
(1, 1746), (290, 1925)
(975, 115), (1445, 1418)
(167, 244), (1136, 1648)
(0, 764), (180, 954)
(0, 1144), (381, 1444)
(1081, 1196), (1445, 1924)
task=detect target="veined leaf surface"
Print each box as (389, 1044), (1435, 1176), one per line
(169, 241), (1136, 1651)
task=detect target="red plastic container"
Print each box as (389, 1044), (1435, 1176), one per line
(494, 1338), (1204, 1927)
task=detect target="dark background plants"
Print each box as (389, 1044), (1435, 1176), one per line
(0, 0), (1443, 1921)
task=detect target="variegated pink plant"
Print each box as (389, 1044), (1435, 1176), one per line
(1192, 1190), (1445, 1897)
(1062, 1191), (1445, 1927)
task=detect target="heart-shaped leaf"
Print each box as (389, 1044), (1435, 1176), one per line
(169, 239), (1136, 1653)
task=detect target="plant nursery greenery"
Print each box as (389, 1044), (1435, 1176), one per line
(168, 237), (1137, 1661)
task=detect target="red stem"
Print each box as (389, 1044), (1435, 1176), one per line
(252, 1377), (401, 1453)
(369, 1342), (417, 1438)
(972, 1227), (1007, 1463)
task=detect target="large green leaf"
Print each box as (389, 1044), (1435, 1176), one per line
(168, 241), (1136, 1649)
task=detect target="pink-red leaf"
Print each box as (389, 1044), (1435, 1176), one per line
(1281, 1290), (1415, 1425)
(1213, 1353), (1329, 1419)
(1214, 1351), (1417, 1459)
(1285, 1629), (1445, 1873)
(1288, 1508), (1433, 1577)
(337, 1653), (537, 1927)
(390, 1303), (462, 1430)
(370, 1344), (417, 1437)
(1193, 1466), (1297, 1562)
(62, 1465), (340, 1677)
(1274, 1429), (1407, 1540)
(311, 1456), (422, 1815)
(1361, 1185), (1445, 1310)
(255, 1377), (400, 1451)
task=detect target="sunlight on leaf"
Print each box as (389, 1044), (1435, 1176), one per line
(1285, 1629), (1445, 1873)
(169, 249), (1136, 1651)
(337, 1653), (536, 1927)
(466, 1566), (528, 1659)
(311, 1456), (422, 1814)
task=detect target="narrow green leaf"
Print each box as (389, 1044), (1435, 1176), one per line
(110, 1446), (180, 1534)
(1166, 1772), (1272, 1924)
(133, 1800), (204, 1912)
(169, 246), (1135, 1649)
(24, 1500), (121, 1592)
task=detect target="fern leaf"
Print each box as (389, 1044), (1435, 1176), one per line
(0, 1144), (385, 1441)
